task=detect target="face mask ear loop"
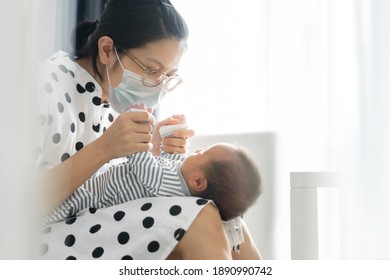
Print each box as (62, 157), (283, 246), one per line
(106, 47), (125, 88)
(106, 64), (113, 88)
(114, 47), (125, 72)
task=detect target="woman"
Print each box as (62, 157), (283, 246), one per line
(37, 0), (261, 260)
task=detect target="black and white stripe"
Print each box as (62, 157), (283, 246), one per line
(43, 151), (188, 224)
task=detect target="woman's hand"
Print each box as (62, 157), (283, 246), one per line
(96, 110), (156, 160)
(42, 109), (155, 213)
(151, 114), (195, 156)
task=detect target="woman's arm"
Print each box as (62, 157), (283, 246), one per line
(41, 110), (155, 213)
(41, 139), (109, 213)
(167, 203), (232, 260)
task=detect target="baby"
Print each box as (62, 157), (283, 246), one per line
(120, 141), (262, 221)
(45, 135), (262, 223)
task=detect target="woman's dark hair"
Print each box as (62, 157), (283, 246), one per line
(201, 146), (262, 221)
(74, 0), (188, 80)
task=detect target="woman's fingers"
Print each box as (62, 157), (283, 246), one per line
(161, 136), (190, 154)
(100, 111), (156, 158)
(161, 143), (188, 154)
(133, 122), (154, 134)
(172, 128), (195, 139)
(126, 110), (156, 126)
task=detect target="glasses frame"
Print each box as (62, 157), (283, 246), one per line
(122, 50), (183, 91)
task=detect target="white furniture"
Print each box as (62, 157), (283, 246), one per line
(290, 172), (340, 259)
(189, 132), (276, 259)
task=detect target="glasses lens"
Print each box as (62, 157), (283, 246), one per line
(164, 77), (182, 92)
(143, 71), (163, 87)
(143, 71), (182, 91)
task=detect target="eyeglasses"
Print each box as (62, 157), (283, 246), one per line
(122, 50), (183, 92)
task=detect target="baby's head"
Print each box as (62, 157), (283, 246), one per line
(181, 143), (262, 220)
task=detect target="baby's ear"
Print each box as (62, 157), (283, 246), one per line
(189, 175), (208, 193)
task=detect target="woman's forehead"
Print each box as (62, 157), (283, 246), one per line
(130, 38), (186, 70)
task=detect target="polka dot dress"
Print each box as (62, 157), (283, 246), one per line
(37, 51), (113, 171)
(39, 197), (211, 260)
(36, 51), (212, 259)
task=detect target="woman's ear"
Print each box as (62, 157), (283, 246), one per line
(98, 36), (114, 65)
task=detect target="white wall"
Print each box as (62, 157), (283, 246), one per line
(0, 0), (35, 258)
(0, 0), (77, 259)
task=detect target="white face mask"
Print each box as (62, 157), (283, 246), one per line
(106, 49), (165, 113)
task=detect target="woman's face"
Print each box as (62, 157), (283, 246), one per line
(109, 38), (187, 88)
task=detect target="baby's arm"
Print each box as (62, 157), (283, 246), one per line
(127, 152), (186, 196)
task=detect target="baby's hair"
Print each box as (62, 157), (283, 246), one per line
(201, 145), (262, 220)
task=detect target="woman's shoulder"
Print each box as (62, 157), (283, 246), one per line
(47, 50), (72, 61)
(40, 51), (100, 93)
(41, 51), (78, 75)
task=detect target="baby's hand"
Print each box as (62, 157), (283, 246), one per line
(151, 115), (195, 156)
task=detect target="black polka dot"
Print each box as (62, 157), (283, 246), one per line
(92, 124), (100, 133)
(103, 127), (107, 133)
(86, 82), (96, 92)
(117, 231), (130, 245)
(58, 64), (68, 73)
(92, 247), (104, 258)
(89, 207), (97, 214)
(142, 217), (154, 229)
(65, 216), (77, 225)
(64, 234), (76, 247)
(141, 203), (152, 211)
(114, 211), (125, 221)
(39, 243), (49, 256)
(41, 227), (51, 234)
(89, 224), (101, 234)
(196, 199), (208, 206)
(169, 205), (182, 216)
(79, 112), (86, 122)
(51, 72), (58, 82)
(121, 255), (133, 260)
(76, 84), (86, 93)
(57, 102), (64, 113)
(61, 153), (70, 162)
(108, 113), (114, 122)
(66, 256), (77, 260)
(68, 70), (75, 78)
(174, 228), (186, 241)
(52, 133), (61, 144)
(70, 122), (76, 133)
(75, 142), (84, 151)
(147, 241), (160, 253)
(43, 83), (53, 93)
(92, 96), (101, 106)
(65, 92), (71, 103)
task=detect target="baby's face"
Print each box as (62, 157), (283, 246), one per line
(182, 143), (237, 172)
